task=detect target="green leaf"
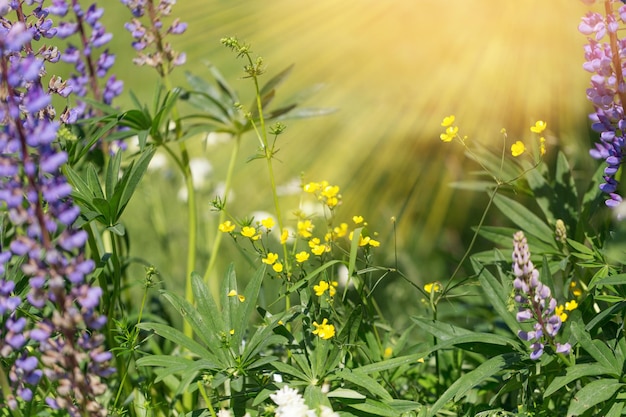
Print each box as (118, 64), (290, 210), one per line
(327, 388), (366, 399)
(337, 369), (393, 400)
(113, 146), (156, 220)
(493, 194), (556, 247)
(272, 361), (311, 383)
(427, 353), (522, 417)
(567, 378), (624, 416)
(346, 398), (400, 417)
(91, 198), (112, 225)
(544, 363), (615, 397)
(473, 257), (522, 335)
(136, 322), (214, 360)
(589, 273), (626, 289)
(570, 319), (620, 372)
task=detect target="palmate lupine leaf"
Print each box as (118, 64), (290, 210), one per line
(336, 369), (392, 401)
(492, 193), (556, 248)
(569, 317), (621, 373)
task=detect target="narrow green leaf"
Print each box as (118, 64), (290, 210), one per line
(105, 149), (122, 200)
(567, 378), (624, 416)
(272, 361), (311, 383)
(492, 194), (556, 247)
(570, 320), (619, 372)
(136, 322), (214, 360)
(91, 198), (112, 225)
(545, 363), (615, 397)
(355, 354), (428, 374)
(191, 272), (226, 339)
(347, 398), (400, 417)
(327, 388), (366, 399)
(338, 369), (392, 400)
(474, 257), (522, 335)
(589, 273), (626, 289)
(428, 353), (522, 417)
(232, 265), (265, 349)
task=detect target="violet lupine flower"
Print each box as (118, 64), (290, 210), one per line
(580, 3), (626, 209)
(512, 231), (571, 360)
(121, 0), (187, 76)
(49, 1), (122, 119)
(0, 3), (111, 414)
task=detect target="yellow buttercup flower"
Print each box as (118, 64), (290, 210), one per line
(352, 215), (364, 224)
(309, 237), (321, 248)
(280, 228), (289, 244)
(218, 221), (236, 233)
(311, 244), (327, 256)
(539, 137), (546, 156)
(441, 115), (455, 127)
(565, 300), (578, 311)
(312, 318), (335, 340)
(383, 347), (393, 359)
(303, 182), (321, 193)
(262, 253), (278, 265)
(333, 223), (348, 238)
(424, 282), (441, 294)
(297, 220), (314, 238)
(241, 226), (260, 240)
(511, 141), (525, 157)
(368, 238), (380, 247)
(295, 251), (310, 263)
(261, 217), (275, 229)
(530, 120), (547, 133)
(273, 262), (283, 273)
(329, 281), (338, 297)
(556, 305), (568, 322)
(314, 280), (330, 296)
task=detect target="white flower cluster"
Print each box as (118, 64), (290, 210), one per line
(270, 386), (339, 417)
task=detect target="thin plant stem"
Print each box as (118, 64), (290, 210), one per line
(204, 134), (242, 301)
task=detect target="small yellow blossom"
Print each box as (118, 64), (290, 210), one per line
(441, 115), (455, 127)
(295, 251), (310, 263)
(311, 244), (327, 256)
(261, 217), (275, 229)
(383, 347), (393, 358)
(304, 182), (321, 193)
(329, 281), (338, 297)
(511, 141), (526, 157)
(241, 226), (260, 240)
(262, 253), (278, 265)
(539, 137), (546, 156)
(352, 215), (364, 224)
(565, 300), (578, 311)
(417, 357), (425, 364)
(228, 290), (246, 303)
(297, 220), (314, 238)
(368, 238), (380, 247)
(530, 120), (547, 133)
(359, 235), (371, 246)
(218, 221), (236, 233)
(440, 125), (459, 142)
(314, 280), (330, 296)
(556, 305), (568, 322)
(424, 282), (441, 294)
(309, 237), (321, 248)
(333, 223), (348, 238)
(280, 228), (289, 244)
(273, 262), (283, 273)
(570, 281), (583, 298)
(500, 128), (507, 134)
(229, 329), (235, 335)
(312, 318), (335, 340)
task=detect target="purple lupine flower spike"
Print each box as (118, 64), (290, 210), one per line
(512, 232), (571, 359)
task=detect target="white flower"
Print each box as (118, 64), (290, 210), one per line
(270, 386), (305, 407)
(319, 405), (340, 417)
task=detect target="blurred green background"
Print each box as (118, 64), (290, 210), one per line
(89, 0), (600, 321)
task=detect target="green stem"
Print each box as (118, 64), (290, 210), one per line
(204, 134), (241, 301)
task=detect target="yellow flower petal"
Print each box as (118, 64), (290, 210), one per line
(441, 115), (455, 127)
(511, 141), (526, 157)
(530, 120), (547, 133)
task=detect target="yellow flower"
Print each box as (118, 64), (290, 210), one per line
(303, 182), (320, 193)
(358, 235), (370, 247)
(218, 221), (236, 233)
(352, 215), (364, 224)
(424, 282), (441, 294)
(311, 244), (327, 256)
(295, 251), (310, 263)
(440, 125), (458, 142)
(383, 347), (393, 359)
(262, 253), (278, 265)
(273, 262), (283, 273)
(241, 226), (260, 240)
(309, 237), (321, 248)
(368, 239), (380, 247)
(511, 141), (526, 157)
(565, 300), (578, 311)
(314, 280), (330, 296)
(312, 318), (335, 339)
(540, 137), (546, 156)
(441, 115), (455, 127)
(261, 217), (275, 229)
(280, 228), (289, 244)
(329, 281), (338, 297)
(530, 120), (547, 133)
(556, 304), (568, 322)
(570, 281), (583, 298)
(229, 329), (235, 335)
(228, 290), (246, 302)
(297, 220), (314, 238)
(333, 223), (348, 238)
